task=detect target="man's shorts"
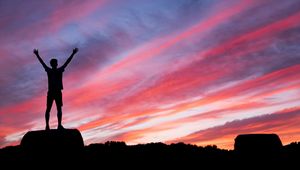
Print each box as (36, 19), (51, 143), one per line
(47, 90), (63, 107)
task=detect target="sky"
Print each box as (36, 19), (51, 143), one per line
(0, 0), (300, 149)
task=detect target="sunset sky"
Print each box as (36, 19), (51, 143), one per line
(1, 0), (300, 149)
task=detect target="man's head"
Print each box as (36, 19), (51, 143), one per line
(50, 58), (58, 69)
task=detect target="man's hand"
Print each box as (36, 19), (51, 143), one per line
(73, 48), (79, 54)
(33, 49), (39, 55)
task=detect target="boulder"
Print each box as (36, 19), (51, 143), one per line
(21, 129), (84, 160)
(234, 134), (282, 157)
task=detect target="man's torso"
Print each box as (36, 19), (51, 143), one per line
(46, 67), (64, 91)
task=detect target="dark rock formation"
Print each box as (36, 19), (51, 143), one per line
(20, 129), (84, 161)
(234, 134), (282, 158)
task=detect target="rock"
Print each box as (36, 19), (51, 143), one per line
(21, 129), (84, 160)
(234, 134), (282, 157)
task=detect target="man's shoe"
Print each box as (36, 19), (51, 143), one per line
(58, 125), (65, 130)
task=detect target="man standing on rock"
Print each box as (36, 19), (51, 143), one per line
(34, 48), (78, 130)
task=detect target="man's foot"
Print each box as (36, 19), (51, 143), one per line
(45, 125), (50, 130)
(57, 125), (65, 130)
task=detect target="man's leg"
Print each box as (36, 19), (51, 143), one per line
(46, 92), (54, 130)
(56, 91), (64, 129)
(57, 105), (63, 128)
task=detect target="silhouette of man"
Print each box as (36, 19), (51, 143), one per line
(34, 48), (78, 130)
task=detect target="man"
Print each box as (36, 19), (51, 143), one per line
(34, 48), (78, 130)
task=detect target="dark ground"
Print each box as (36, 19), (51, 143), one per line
(0, 141), (299, 168)
(1, 131), (299, 168)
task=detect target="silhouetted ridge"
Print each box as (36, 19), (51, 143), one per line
(1, 133), (299, 167)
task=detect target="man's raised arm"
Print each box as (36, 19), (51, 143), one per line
(33, 49), (48, 69)
(61, 48), (78, 69)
